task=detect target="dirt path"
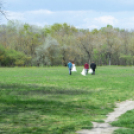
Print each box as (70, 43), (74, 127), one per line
(76, 100), (134, 134)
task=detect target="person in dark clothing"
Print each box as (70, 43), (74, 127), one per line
(90, 62), (96, 75)
(84, 63), (89, 75)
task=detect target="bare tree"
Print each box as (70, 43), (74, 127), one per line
(78, 33), (94, 65)
(0, 1), (7, 20)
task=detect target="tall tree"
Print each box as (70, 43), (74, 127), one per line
(101, 25), (116, 65)
(35, 36), (59, 66)
(78, 33), (94, 64)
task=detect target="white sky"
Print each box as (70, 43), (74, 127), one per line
(1, 0), (134, 30)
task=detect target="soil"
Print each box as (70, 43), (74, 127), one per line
(76, 100), (134, 134)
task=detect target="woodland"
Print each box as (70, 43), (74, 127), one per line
(0, 21), (134, 66)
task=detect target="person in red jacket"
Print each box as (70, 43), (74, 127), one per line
(84, 63), (89, 75)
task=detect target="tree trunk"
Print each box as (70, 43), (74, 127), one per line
(42, 55), (45, 67)
(108, 54), (111, 65)
(37, 63), (40, 67)
(99, 54), (102, 66)
(62, 57), (66, 66)
(88, 58), (90, 65)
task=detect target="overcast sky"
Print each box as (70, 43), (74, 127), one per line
(1, 0), (134, 30)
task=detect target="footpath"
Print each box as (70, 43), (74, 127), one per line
(77, 100), (134, 134)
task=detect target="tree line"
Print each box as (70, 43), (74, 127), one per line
(0, 20), (134, 66)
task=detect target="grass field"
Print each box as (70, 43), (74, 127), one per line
(0, 66), (134, 134)
(111, 109), (134, 134)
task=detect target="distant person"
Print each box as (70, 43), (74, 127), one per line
(71, 62), (77, 72)
(81, 68), (86, 76)
(90, 62), (96, 75)
(68, 61), (72, 75)
(84, 63), (89, 75)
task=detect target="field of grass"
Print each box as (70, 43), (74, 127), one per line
(111, 109), (134, 134)
(0, 66), (134, 134)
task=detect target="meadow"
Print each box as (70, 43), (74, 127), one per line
(0, 66), (134, 134)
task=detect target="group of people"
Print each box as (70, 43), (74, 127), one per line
(67, 62), (77, 75)
(67, 61), (96, 76)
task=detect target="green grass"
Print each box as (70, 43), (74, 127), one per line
(0, 66), (134, 133)
(111, 109), (134, 134)
(113, 129), (134, 134)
